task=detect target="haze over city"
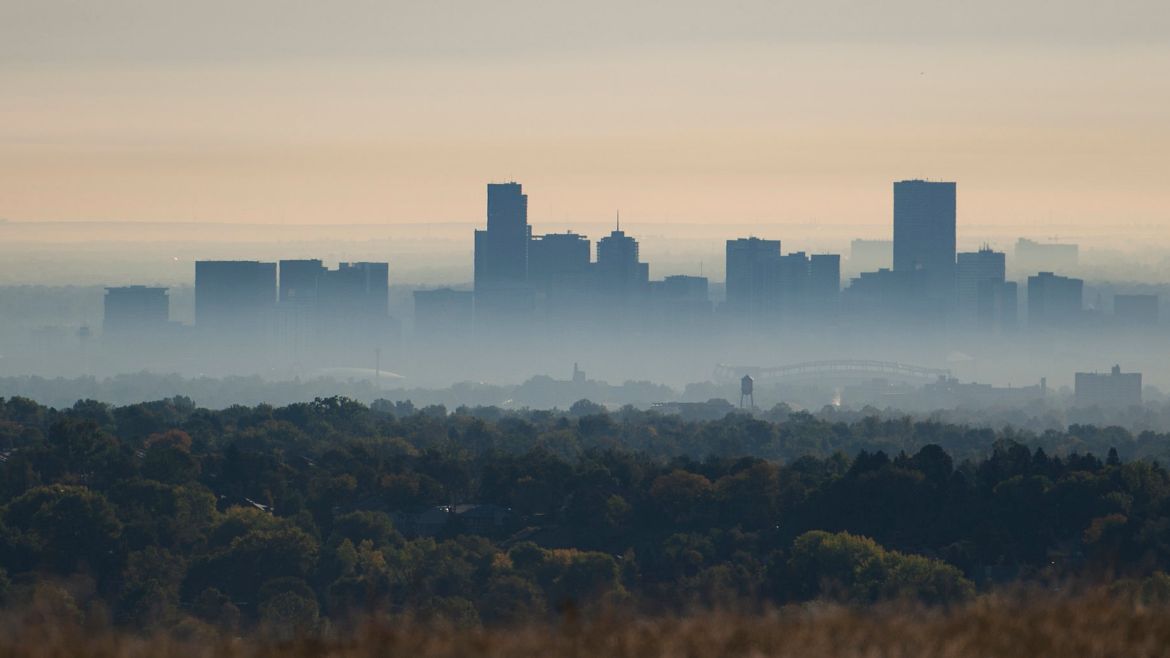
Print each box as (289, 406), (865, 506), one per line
(3, 3), (1170, 656)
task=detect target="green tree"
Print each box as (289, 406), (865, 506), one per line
(3, 485), (123, 574)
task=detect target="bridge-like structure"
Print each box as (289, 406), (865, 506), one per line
(714, 360), (950, 384)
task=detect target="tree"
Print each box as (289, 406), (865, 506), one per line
(784, 530), (972, 605)
(2, 485), (122, 575)
(649, 470), (713, 526)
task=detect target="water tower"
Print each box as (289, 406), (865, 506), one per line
(740, 374), (754, 409)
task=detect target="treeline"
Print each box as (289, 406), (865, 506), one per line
(0, 395), (1169, 635)
(8, 372), (1170, 434)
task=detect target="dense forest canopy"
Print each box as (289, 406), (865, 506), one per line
(1, 395), (1169, 635)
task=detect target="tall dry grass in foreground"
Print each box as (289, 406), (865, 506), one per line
(2, 590), (1169, 658)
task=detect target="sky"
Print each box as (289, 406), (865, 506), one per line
(1, 1), (1168, 238)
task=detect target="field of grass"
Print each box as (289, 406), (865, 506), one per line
(1, 589), (1168, 658)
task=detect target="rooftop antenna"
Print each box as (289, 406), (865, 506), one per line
(616, 210), (620, 232)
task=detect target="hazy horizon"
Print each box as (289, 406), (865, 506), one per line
(3, 2), (1169, 232)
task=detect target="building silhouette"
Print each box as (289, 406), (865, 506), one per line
(1027, 271), (1083, 327)
(275, 260), (393, 361)
(778, 252), (842, 318)
(474, 182), (534, 324)
(893, 180), (956, 300)
(1075, 365), (1142, 407)
(956, 247), (1007, 326)
(808, 254), (842, 309)
(843, 268), (935, 323)
(103, 286), (169, 337)
(650, 275), (711, 332)
(194, 260), (277, 334)
(528, 232), (591, 293)
(976, 280), (1018, 334)
(595, 227), (649, 299)
(279, 259), (326, 305)
(725, 237), (782, 320)
(318, 262), (389, 319)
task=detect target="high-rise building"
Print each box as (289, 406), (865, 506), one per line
(317, 262), (389, 318)
(778, 252), (810, 313)
(1027, 271), (1083, 327)
(595, 228), (649, 297)
(194, 260), (277, 333)
(474, 182), (529, 288)
(843, 268), (933, 321)
(103, 286), (169, 336)
(976, 280), (1018, 333)
(893, 180), (956, 298)
(279, 259), (326, 305)
(956, 248), (1006, 321)
(1075, 365), (1142, 407)
(650, 275), (712, 331)
(808, 254), (841, 309)
(1113, 294), (1159, 326)
(473, 182), (534, 325)
(528, 232), (591, 293)
(725, 238), (782, 318)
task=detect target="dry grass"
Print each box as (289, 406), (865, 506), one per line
(2, 590), (1169, 657)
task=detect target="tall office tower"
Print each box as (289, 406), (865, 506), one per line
(331, 262), (389, 317)
(976, 280), (1018, 333)
(474, 182), (529, 288)
(650, 275), (712, 332)
(893, 180), (956, 299)
(473, 182), (533, 324)
(528, 232), (591, 292)
(808, 254), (842, 312)
(956, 248), (1006, 321)
(279, 259), (326, 305)
(778, 251), (810, 313)
(595, 228), (649, 297)
(659, 275), (709, 304)
(103, 286), (169, 336)
(1027, 271), (1083, 327)
(194, 261), (277, 333)
(313, 261), (393, 353)
(725, 238), (782, 318)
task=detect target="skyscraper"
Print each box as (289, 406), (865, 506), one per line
(194, 260), (277, 334)
(528, 232), (591, 293)
(103, 286), (169, 337)
(474, 182), (529, 288)
(893, 180), (956, 299)
(725, 238), (782, 318)
(1027, 271), (1083, 327)
(279, 259), (326, 305)
(956, 248), (1006, 320)
(473, 182), (534, 325)
(595, 228), (649, 297)
(808, 254), (842, 313)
